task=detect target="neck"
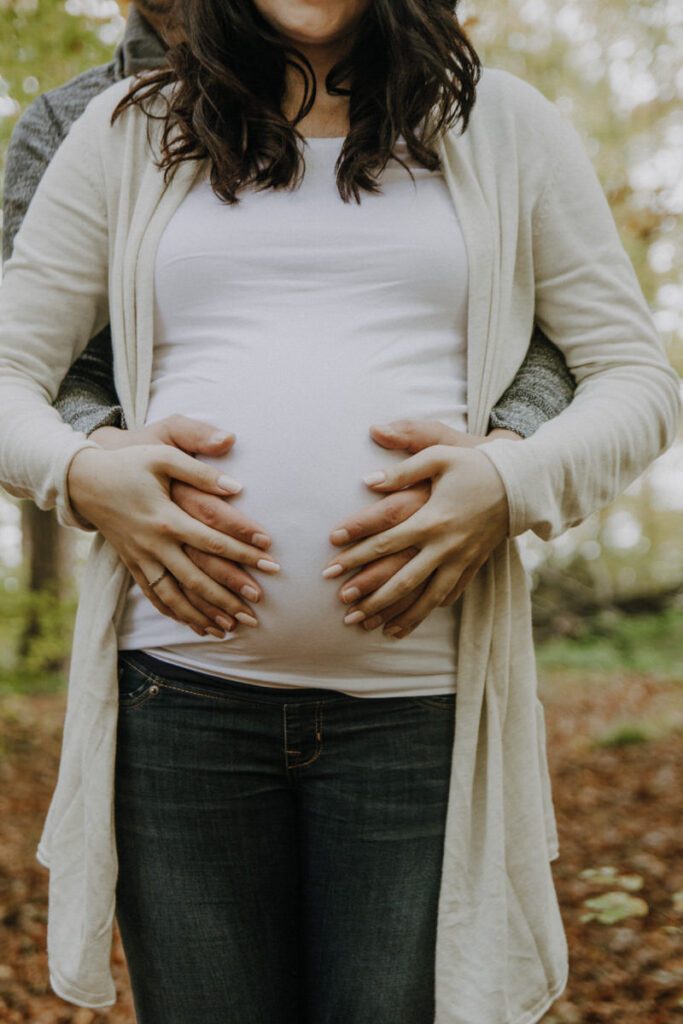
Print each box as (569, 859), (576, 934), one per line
(281, 34), (355, 136)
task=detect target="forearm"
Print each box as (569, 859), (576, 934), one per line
(54, 328), (126, 435)
(488, 324), (576, 438)
(3, 95), (124, 442)
(0, 103), (110, 529)
(479, 366), (680, 540)
(478, 96), (681, 541)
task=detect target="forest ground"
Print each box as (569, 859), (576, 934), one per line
(0, 658), (681, 1023)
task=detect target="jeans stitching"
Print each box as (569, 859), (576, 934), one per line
(119, 655), (354, 709)
(283, 701), (324, 770)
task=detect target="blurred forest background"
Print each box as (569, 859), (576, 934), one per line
(0, 0), (682, 1021)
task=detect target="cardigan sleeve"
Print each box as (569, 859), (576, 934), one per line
(0, 102), (109, 531)
(2, 93), (126, 441)
(476, 102), (681, 541)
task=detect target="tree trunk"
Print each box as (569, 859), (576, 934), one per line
(17, 504), (67, 668)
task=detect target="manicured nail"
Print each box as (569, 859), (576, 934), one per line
(209, 432), (232, 444)
(363, 614), (383, 630)
(240, 585), (260, 602)
(252, 532), (271, 549)
(236, 612), (259, 627)
(363, 471), (386, 485)
(384, 625), (404, 637)
(341, 586), (361, 604)
(344, 609), (366, 624)
(322, 564), (343, 579)
(257, 558), (280, 573)
(331, 528), (350, 544)
(215, 615), (235, 631)
(217, 474), (242, 494)
(206, 626), (226, 639)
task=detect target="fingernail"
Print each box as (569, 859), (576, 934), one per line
(341, 586), (361, 604)
(331, 528), (350, 544)
(344, 609), (366, 624)
(252, 532), (271, 549)
(322, 564), (343, 579)
(191, 625), (207, 637)
(363, 471), (386, 485)
(363, 614), (383, 630)
(384, 625), (404, 637)
(215, 615), (235, 631)
(209, 432), (232, 444)
(235, 612), (259, 627)
(240, 585), (260, 602)
(257, 558), (280, 573)
(217, 474), (242, 494)
(206, 626), (226, 639)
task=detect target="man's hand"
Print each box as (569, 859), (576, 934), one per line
(323, 420), (521, 636)
(88, 415), (277, 634)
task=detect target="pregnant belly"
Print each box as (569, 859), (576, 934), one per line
(117, 366), (467, 681)
(188, 396), (416, 662)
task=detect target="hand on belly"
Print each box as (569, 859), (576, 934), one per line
(321, 418), (513, 640)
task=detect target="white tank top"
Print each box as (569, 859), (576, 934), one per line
(116, 134), (469, 698)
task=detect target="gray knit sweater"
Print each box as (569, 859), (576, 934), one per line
(1, 8), (575, 437)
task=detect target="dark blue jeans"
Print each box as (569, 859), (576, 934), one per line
(115, 649), (457, 1024)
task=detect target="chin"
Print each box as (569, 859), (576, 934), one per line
(258, 0), (365, 47)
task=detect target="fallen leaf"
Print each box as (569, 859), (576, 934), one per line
(580, 891), (649, 925)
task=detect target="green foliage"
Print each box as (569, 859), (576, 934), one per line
(535, 607), (683, 680)
(0, 0), (119, 194)
(0, 586), (75, 692)
(594, 722), (654, 747)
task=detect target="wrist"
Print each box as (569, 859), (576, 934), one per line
(89, 425), (128, 449)
(485, 427), (524, 442)
(66, 446), (109, 529)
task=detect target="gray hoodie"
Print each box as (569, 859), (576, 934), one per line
(1, 9), (575, 437)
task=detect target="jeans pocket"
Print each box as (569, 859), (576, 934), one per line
(117, 655), (162, 709)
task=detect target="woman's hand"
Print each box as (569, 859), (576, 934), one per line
(323, 419), (509, 634)
(326, 420), (520, 633)
(90, 415), (275, 631)
(67, 436), (280, 637)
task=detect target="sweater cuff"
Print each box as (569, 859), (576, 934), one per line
(488, 401), (548, 439)
(53, 395), (125, 437)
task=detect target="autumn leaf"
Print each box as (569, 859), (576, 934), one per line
(580, 891), (649, 925)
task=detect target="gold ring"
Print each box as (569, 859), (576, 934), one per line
(148, 568), (170, 590)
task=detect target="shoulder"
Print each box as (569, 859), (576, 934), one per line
(14, 60), (120, 145)
(44, 74), (158, 182)
(474, 65), (560, 125)
(74, 74), (144, 129)
(72, 73), (172, 153)
(446, 65), (584, 184)
(464, 65), (573, 153)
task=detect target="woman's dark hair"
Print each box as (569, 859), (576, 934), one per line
(111, 0), (482, 204)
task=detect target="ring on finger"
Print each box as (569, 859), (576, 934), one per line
(148, 567), (171, 590)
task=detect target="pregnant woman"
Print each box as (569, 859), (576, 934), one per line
(0, 0), (679, 1022)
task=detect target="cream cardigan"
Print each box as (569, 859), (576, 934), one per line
(0, 66), (680, 1022)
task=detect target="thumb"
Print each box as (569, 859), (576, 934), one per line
(362, 444), (453, 492)
(153, 414), (236, 455)
(370, 419), (479, 452)
(153, 446), (243, 496)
